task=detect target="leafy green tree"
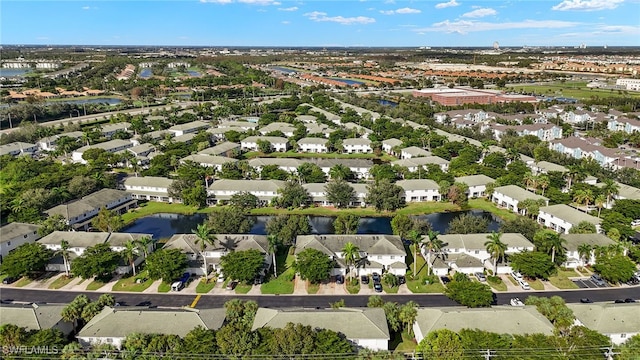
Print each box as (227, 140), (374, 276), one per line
(145, 249), (188, 283)
(181, 184), (207, 208)
(602, 211), (634, 239)
(218, 161), (244, 179)
(391, 214), (414, 240)
(91, 207), (124, 232)
(525, 296), (574, 331)
(445, 280), (494, 308)
(565, 326), (610, 358)
(365, 179), (405, 212)
(0, 243), (52, 278)
(38, 214), (72, 237)
(207, 206), (255, 234)
(61, 294), (90, 333)
(569, 221), (597, 234)
(27, 328), (67, 348)
(81, 301), (104, 322)
(260, 164), (289, 180)
(416, 329), (464, 360)
(511, 333), (566, 359)
(296, 163), (327, 183)
(593, 254), (636, 284)
(257, 139), (274, 153)
(423, 230), (443, 277)
(499, 216), (540, 242)
(274, 180), (311, 208)
(333, 213), (360, 234)
(459, 329), (512, 357)
(71, 243), (120, 280)
(0, 324), (29, 347)
(229, 191), (259, 210)
(313, 328), (354, 355)
(324, 179), (356, 208)
(266, 215), (311, 245)
(618, 333), (640, 360)
(485, 231), (507, 275)
(509, 251), (556, 279)
(447, 213), (489, 234)
(180, 326), (218, 355)
(328, 164), (354, 181)
(220, 249), (265, 283)
(68, 175), (99, 198)
(294, 248), (334, 284)
(341, 241), (360, 279)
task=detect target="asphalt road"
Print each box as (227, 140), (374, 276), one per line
(2, 287), (639, 309)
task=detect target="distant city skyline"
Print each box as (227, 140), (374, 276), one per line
(2, 0), (639, 47)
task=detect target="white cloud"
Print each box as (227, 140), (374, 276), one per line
(278, 6), (298, 11)
(416, 19), (578, 34)
(82, 6), (90, 10)
(552, 0), (624, 11)
(380, 7), (421, 15)
(304, 11), (375, 25)
(461, 8), (497, 18)
(281, 20), (291, 24)
(435, 0), (460, 9)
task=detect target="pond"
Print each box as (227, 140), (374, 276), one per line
(270, 66), (298, 74)
(329, 78), (365, 86)
(187, 70), (201, 77)
(0, 68), (30, 77)
(122, 210), (501, 240)
(139, 68), (153, 78)
(378, 99), (398, 107)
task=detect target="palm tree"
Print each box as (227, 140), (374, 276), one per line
(341, 242), (361, 279)
(122, 240), (139, 276)
(537, 175), (550, 196)
(566, 164), (585, 190)
(573, 189), (594, 210)
(595, 194), (605, 218)
(577, 243), (592, 266)
(422, 230), (443, 277)
(329, 164), (351, 181)
(523, 173), (537, 192)
(135, 236), (154, 259)
(602, 179), (619, 208)
(192, 223), (215, 281)
(484, 231), (508, 275)
(267, 235), (279, 276)
(546, 232), (567, 264)
(59, 240), (71, 277)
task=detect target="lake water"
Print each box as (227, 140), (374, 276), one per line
(123, 210), (500, 240)
(0, 68), (30, 77)
(329, 78), (365, 86)
(187, 70), (200, 77)
(47, 98), (122, 106)
(378, 99), (398, 107)
(139, 68), (152, 78)
(271, 66), (297, 74)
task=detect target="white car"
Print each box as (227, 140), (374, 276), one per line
(519, 279), (530, 290)
(510, 298), (525, 307)
(511, 271), (523, 281)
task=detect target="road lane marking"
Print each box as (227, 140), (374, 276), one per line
(190, 295), (201, 308)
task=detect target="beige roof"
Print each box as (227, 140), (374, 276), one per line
(0, 304), (69, 332)
(0, 222), (41, 243)
(616, 182), (640, 200)
(494, 185), (548, 202)
(295, 234), (406, 256)
(414, 306), (554, 336)
(560, 233), (615, 251)
(539, 204), (601, 226)
(248, 157), (301, 168)
(181, 154), (236, 166)
(75, 139), (133, 153)
(45, 189), (132, 220)
(435, 233), (534, 251)
(168, 120), (209, 132)
(38, 231), (152, 248)
(298, 137), (329, 145)
(382, 138), (403, 147)
(164, 233), (268, 254)
(242, 136), (288, 144)
(392, 156), (450, 167)
(401, 146), (431, 157)
(198, 142), (240, 156)
(455, 174), (496, 187)
(397, 179), (440, 191)
(78, 307), (226, 338)
(252, 307), (389, 340)
(567, 303), (640, 334)
(533, 161), (568, 173)
(124, 176), (174, 189)
(343, 137), (372, 146)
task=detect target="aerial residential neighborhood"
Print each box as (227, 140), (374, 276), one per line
(2, 1), (640, 357)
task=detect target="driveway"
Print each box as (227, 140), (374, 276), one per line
(573, 278), (610, 289)
(358, 282), (374, 295)
(316, 281), (347, 295)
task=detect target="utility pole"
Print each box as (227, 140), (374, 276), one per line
(481, 349), (496, 360)
(602, 346), (619, 360)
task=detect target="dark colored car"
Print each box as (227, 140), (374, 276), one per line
(614, 299), (625, 303)
(226, 280), (238, 290)
(397, 275), (406, 285)
(361, 275), (369, 284)
(374, 283), (383, 293)
(372, 273), (381, 283)
(624, 298), (636, 303)
(253, 276), (264, 285)
(136, 301), (152, 307)
(580, 298), (593, 303)
(336, 275), (344, 284)
(440, 276), (451, 285)
(2, 277), (18, 285)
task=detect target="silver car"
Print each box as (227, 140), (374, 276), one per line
(475, 272), (487, 282)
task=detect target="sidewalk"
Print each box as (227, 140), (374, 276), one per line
(143, 279), (163, 293)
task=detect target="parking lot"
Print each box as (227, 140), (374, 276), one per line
(572, 278), (610, 289)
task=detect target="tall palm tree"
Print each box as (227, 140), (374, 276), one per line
(537, 175), (550, 196)
(341, 242), (361, 279)
(566, 164), (585, 190)
(595, 194), (605, 218)
(329, 164), (351, 181)
(122, 240), (139, 276)
(602, 179), (619, 208)
(192, 223), (215, 281)
(267, 235), (279, 276)
(422, 230), (443, 277)
(135, 236), (154, 259)
(59, 240), (71, 277)
(573, 189), (594, 210)
(577, 243), (592, 266)
(546, 233), (567, 264)
(484, 231), (508, 275)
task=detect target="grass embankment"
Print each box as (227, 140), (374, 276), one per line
(112, 271), (154, 292)
(466, 198), (518, 221)
(405, 245), (446, 294)
(86, 279), (108, 291)
(528, 279), (545, 291)
(346, 279), (360, 294)
(549, 269), (580, 289)
(510, 81), (640, 100)
(261, 251), (295, 295)
(122, 202), (215, 224)
(13, 277), (33, 288)
(48, 275), (75, 289)
(307, 283), (320, 294)
(487, 276), (507, 291)
(235, 283), (252, 294)
(250, 201), (460, 217)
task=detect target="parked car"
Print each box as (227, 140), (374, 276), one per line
(361, 275), (369, 284)
(2, 276), (18, 285)
(374, 283), (383, 293)
(591, 274), (606, 286)
(253, 276), (264, 285)
(475, 272), (487, 282)
(226, 280), (238, 290)
(518, 279), (530, 290)
(510, 298), (525, 307)
(335, 275), (344, 284)
(397, 275), (406, 285)
(624, 298), (636, 303)
(615, 299), (625, 304)
(440, 276), (451, 285)
(511, 271), (523, 281)
(372, 273), (381, 283)
(170, 281), (184, 292)
(580, 298), (593, 303)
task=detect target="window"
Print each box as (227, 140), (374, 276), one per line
(7, 241), (11, 246)
(390, 256), (395, 260)
(621, 334), (627, 339)
(475, 250), (479, 254)
(377, 256), (382, 260)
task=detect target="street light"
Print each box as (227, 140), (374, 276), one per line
(70, 109), (80, 118)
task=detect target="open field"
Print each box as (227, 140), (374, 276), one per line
(510, 81), (640, 100)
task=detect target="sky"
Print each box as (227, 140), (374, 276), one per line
(1, 0), (639, 47)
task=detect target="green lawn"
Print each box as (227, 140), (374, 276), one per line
(510, 82), (640, 100)
(48, 275), (74, 289)
(112, 272), (154, 292)
(383, 283), (399, 294)
(346, 279), (360, 294)
(13, 277), (33, 288)
(261, 253), (295, 295)
(487, 276), (507, 291)
(196, 279), (217, 293)
(405, 245), (446, 294)
(158, 282), (171, 293)
(307, 282), (320, 294)
(235, 283), (252, 294)
(0, 274), (7, 283)
(250, 201), (459, 218)
(467, 198), (518, 221)
(86, 279), (107, 291)
(392, 329), (418, 353)
(549, 269), (580, 289)
(528, 279), (545, 291)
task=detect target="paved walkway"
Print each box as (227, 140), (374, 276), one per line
(143, 280), (163, 293)
(247, 284), (262, 295)
(500, 275), (522, 292)
(397, 284), (411, 294)
(293, 276), (308, 295)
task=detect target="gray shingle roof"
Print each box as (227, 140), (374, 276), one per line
(0, 222), (41, 243)
(397, 179), (440, 191)
(298, 137), (329, 145)
(560, 233), (615, 252)
(38, 231), (152, 248)
(401, 146), (431, 157)
(567, 303), (640, 334)
(181, 154), (237, 166)
(208, 179), (285, 193)
(198, 141), (241, 156)
(494, 185), (548, 202)
(342, 138), (372, 146)
(164, 233), (268, 253)
(295, 234), (406, 256)
(45, 189), (133, 220)
(435, 233), (534, 251)
(392, 156), (450, 167)
(454, 174), (496, 187)
(242, 136), (288, 144)
(124, 176), (174, 189)
(0, 304), (70, 332)
(539, 204), (601, 226)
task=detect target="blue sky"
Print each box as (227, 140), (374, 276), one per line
(2, 0), (639, 47)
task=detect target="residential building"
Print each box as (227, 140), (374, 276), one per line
(303, 182), (368, 207)
(198, 141), (241, 157)
(0, 304), (73, 336)
(248, 157), (300, 173)
(72, 139), (134, 164)
(252, 308), (390, 351)
(560, 233), (616, 268)
(607, 117), (640, 134)
(217, 121), (258, 131)
(488, 123), (563, 142)
(123, 176), (177, 203)
(413, 306), (554, 343)
(428, 233), (534, 275)
(304, 123), (334, 137)
(208, 179), (284, 205)
(342, 138), (372, 154)
(0, 222), (42, 263)
(126, 143), (156, 158)
(612, 182), (640, 201)
(180, 154), (236, 171)
(100, 122), (130, 139)
(77, 307), (226, 349)
(241, 136), (289, 152)
(567, 303), (640, 345)
(298, 137), (330, 153)
(454, 174), (495, 198)
(163, 233), (270, 275)
(560, 110), (594, 124)
(315, 159), (373, 179)
(0, 142), (38, 157)
(537, 204), (602, 234)
(44, 189), (136, 230)
(392, 156), (450, 172)
(397, 179), (441, 202)
(491, 185), (549, 216)
(171, 133), (198, 144)
(550, 136), (622, 167)
(37, 131), (83, 151)
(529, 161), (568, 175)
(259, 122), (296, 137)
(381, 138), (402, 154)
(400, 146), (431, 159)
(616, 78), (640, 91)
(295, 234), (407, 276)
(168, 120), (208, 136)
